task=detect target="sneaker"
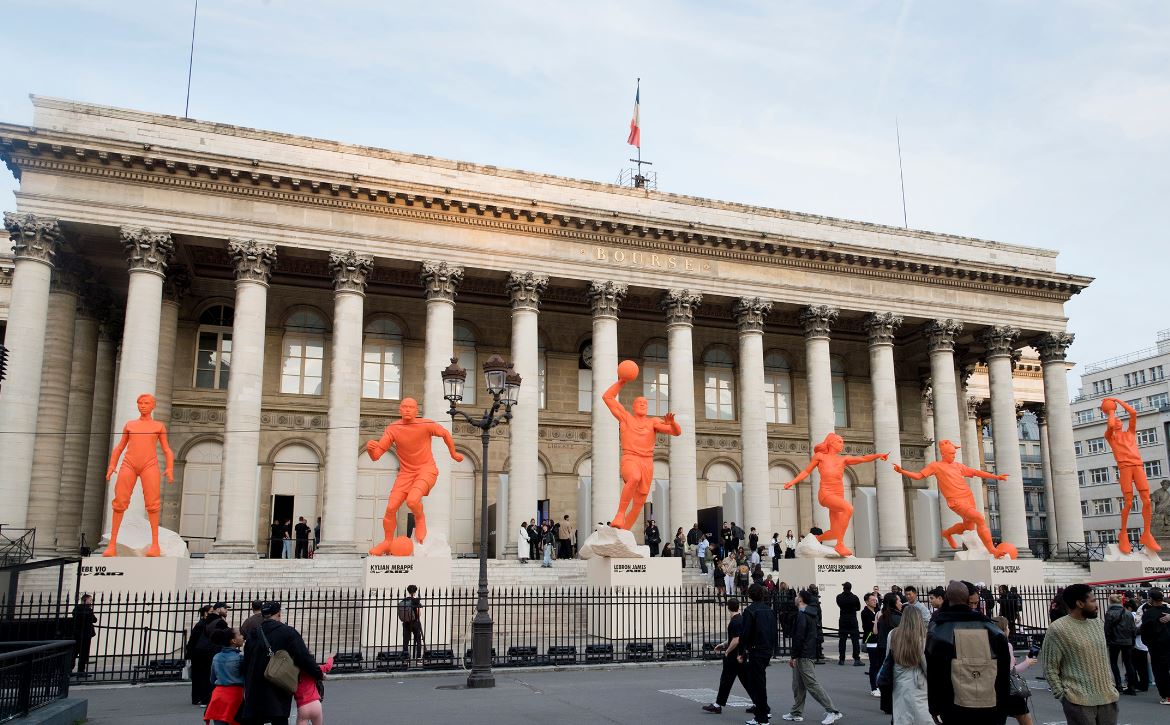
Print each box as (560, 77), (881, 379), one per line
(1161, 697), (1170, 705)
(746, 706), (756, 714)
(870, 688), (880, 697)
(852, 660), (865, 666)
(781, 715), (804, 722)
(703, 704), (723, 714)
(1122, 688), (1136, 696)
(745, 720), (769, 725)
(837, 659), (845, 666)
(821, 713), (844, 725)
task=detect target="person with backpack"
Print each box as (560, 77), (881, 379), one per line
(1140, 587), (1170, 704)
(399, 584), (423, 660)
(925, 580), (1011, 723)
(1126, 599), (1150, 692)
(1104, 593), (1138, 695)
(737, 584), (778, 725)
(783, 589), (844, 724)
(1043, 584), (1119, 724)
(239, 601), (323, 725)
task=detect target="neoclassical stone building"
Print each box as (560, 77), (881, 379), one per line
(0, 97), (1092, 560)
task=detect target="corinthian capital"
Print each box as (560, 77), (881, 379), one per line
(965, 395), (982, 419)
(507, 271), (549, 310)
(121, 226), (174, 275)
(800, 304), (839, 339)
(5, 212), (62, 265)
(588, 280), (627, 319)
(661, 288), (703, 326)
(1034, 331), (1075, 363)
(864, 311), (903, 346)
(51, 253), (90, 295)
(925, 319), (963, 353)
(981, 325), (1020, 359)
(734, 297), (772, 333)
(329, 250), (374, 294)
(227, 239), (277, 284)
(420, 260), (463, 301)
(162, 264), (192, 302)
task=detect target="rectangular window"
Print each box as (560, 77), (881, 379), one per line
(195, 331), (232, 390)
(1074, 441), (1084, 456)
(361, 343), (402, 400)
(1099, 529), (1119, 544)
(1093, 498), (1114, 515)
(1077, 470), (1086, 486)
(1150, 392), (1169, 410)
(832, 378), (848, 428)
(455, 347), (476, 405)
(577, 369), (592, 413)
(1089, 467), (1111, 484)
(1151, 365), (1166, 381)
(1125, 399), (1143, 413)
(704, 369), (735, 421)
(1074, 410), (1094, 425)
(763, 372), (793, 425)
(1093, 379), (1114, 395)
(1137, 428), (1159, 446)
(1087, 438), (1107, 454)
(642, 363), (669, 416)
(1080, 499), (1089, 516)
(1146, 460), (1164, 478)
(281, 335), (325, 395)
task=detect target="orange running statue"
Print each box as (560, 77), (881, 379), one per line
(1102, 397), (1160, 553)
(365, 397), (463, 555)
(604, 360), (682, 530)
(783, 432), (887, 557)
(893, 439), (1018, 559)
(103, 394), (174, 557)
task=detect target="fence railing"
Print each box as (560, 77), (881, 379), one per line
(0, 640), (72, 722)
(1067, 541), (1108, 564)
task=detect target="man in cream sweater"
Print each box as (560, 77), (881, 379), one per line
(1042, 583), (1120, 725)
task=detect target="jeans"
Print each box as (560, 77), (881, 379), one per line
(869, 646), (884, 690)
(790, 658), (836, 716)
(1108, 643), (1136, 691)
(281, 539), (292, 559)
(838, 627), (860, 662)
(542, 542), (553, 567)
(402, 620), (423, 658)
(1132, 647), (1150, 690)
(699, 554), (708, 574)
(1151, 645), (1170, 698)
(1059, 700), (1118, 725)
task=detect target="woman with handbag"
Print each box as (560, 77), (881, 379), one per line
(240, 601), (323, 725)
(992, 615), (1038, 725)
(877, 604), (930, 724)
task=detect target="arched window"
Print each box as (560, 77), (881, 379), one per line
(763, 352), (793, 425)
(703, 347), (735, 421)
(642, 341), (669, 416)
(362, 318), (404, 400)
(455, 323), (477, 405)
(194, 305), (234, 389)
(281, 310), (327, 395)
(831, 355), (848, 428)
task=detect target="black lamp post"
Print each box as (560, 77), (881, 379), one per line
(442, 353), (520, 689)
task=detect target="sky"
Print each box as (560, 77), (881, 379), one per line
(1, 0), (1167, 388)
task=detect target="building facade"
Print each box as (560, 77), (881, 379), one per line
(0, 97), (1091, 560)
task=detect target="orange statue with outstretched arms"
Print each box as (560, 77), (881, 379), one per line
(604, 360), (682, 530)
(365, 397), (464, 555)
(103, 393), (174, 557)
(783, 432), (887, 557)
(893, 439), (1018, 559)
(1102, 397), (1160, 553)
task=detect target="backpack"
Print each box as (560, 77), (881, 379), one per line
(951, 623), (998, 708)
(397, 598), (417, 623)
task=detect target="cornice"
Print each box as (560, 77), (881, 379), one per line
(0, 134), (1091, 301)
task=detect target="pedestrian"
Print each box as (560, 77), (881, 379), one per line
(1000, 585), (1022, 639)
(697, 535), (710, 574)
(517, 520), (530, 564)
(904, 585), (930, 622)
(662, 541), (674, 557)
(783, 529), (797, 559)
(777, 583), (797, 639)
(674, 527), (687, 565)
(749, 546), (762, 568)
(771, 533), (782, 571)
(836, 582), (863, 667)
(735, 561), (751, 597)
(927, 586), (946, 618)
(751, 563), (765, 587)
(1043, 583), (1119, 724)
(1050, 587), (1070, 622)
(870, 592), (902, 697)
(313, 517), (321, 551)
(195, 602), (232, 704)
(550, 517), (561, 560)
(268, 519), (283, 559)
(398, 584), (423, 660)
(703, 598), (746, 714)
(809, 583), (827, 664)
(294, 650), (334, 725)
(645, 519), (661, 557)
(1140, 586), (1170, 704)
(992, 615), (1037, 725)
(721, 522), (735, 559)
(730, 522), (744, 552)
(784, 588), (844, 724)
(713, 555), (727, 596)
(878, 603), (931, 725)
(862, 592), (880, 689)
(749, 526), (759, 553)
(1127, 598), (1150, 692)
(1103, 593), (1138, 696)
(720, 552), (737, 595)
(185, 605), (213, 706)
(294, 516), (311, 559)
(239, 601), (324, 725)
(204, 627), (244, 725)
(764, 575), (777, 593)
(281, 520), (293, 559)
(71, 594), (96, 677)
(541, 522), (554, 567)
(738, 584), (778, 725)
(688, 523), (703, 565)
(527, 518), (539, 560)
(240, 600), (264, 641)
(557, 515), (573, 559)
(925, 580), (1011, 723)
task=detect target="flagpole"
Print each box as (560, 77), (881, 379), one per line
(184, 0), (199, 118)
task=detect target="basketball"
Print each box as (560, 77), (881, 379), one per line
(389, 535), (414, 557)
(996, 542), (1019, 560)
(617, 359), (639, 381)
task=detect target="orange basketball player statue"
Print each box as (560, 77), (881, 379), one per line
(604, 360), (682, 530)
(893, 439), (1019, 559)
(365, 397), (464, 556)
(1102, 397), (1160, 553)
(103, 394), (174, 557)
(783, 433), (887, 557)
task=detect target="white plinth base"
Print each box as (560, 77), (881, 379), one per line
(777, 557), (876, 626)
(363, 557), (452, 592)
(586, 556), (682, 588)
(586, 557), (682, 639)
(361, 557), (453, 648)
(79, 556), (191, 595)
(944, 559), (1043, 588)
(1090, 557), (1170, 582)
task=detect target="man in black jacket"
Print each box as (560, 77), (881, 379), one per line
(184, 605), (213, 705)
(1140, 587), (1170, 701)
(71, 594), (96, 677)
(240, 601), (324, 725)
(925, 580), (1011, 722)
(644, 520), (661, 557)
(748, 527), (759, 553)
(785, 590), (843, 723)
(836, 582), (863, 666)
(737, 584), (778, 724)
(720, 522), (735, 559)
(294, 516), (311, 558)
(686, 523), (702, 566)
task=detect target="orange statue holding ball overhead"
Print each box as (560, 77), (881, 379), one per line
(1101, 397), (1160, 553)
(783, 432), (888, 557)
(893, 439), (1019, 559)
(365, 397), (464, 556)
(604, 360), (682, 530)
(103, 393), (174, 557)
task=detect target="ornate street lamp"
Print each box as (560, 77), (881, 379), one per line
(442, 353), (520, 689)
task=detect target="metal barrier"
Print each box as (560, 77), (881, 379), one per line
(0, 640), (72, 722)
(1066, 542), (1107, 565)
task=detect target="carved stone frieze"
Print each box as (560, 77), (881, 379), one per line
(420, 260), (464, 301)
(924, 319), (963, 353)
(799, 304), (839, 338)
(5, 212), (62, 264)
(227, 239), (277, 284)
(121, 226), (174, 275)
(587, 280), (627, 318)
(981, 325), (1020, 359)
(734, 297), (772, 333)
(1033, 331), (1075, 363)
(864, 311), (903, 345)
(506, 270), (549, 310)
(661, 288), (703, 326)
(329, 249), (374, 294)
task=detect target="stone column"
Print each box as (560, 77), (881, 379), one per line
(81, 314), (119, 547)
(982, 325), (1028, 555)
(1034, 405), (1059, 557)
(588, 281), (626, 528)
(154, 266), (191, 427)
(507, 271), (548, 556)
(800, 304), (839, 531)
(1034, 332), (1083, 556)
(55, 303), (101, 554)
(663, 289), (702, 536)
(318, 250), (373, 555)
(0, 213), (61, 528)
(925, 319), (965, 531)
(421, 261), (463, 544)
(962, 395), (987, 513)
(736, 297), (773, 538)
(209, 239), (276, 555)
(865, 312), (911, 557)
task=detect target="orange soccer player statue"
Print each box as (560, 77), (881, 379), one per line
(893, 439), (1018, 559)
(1102, 397), (1160, 553)
(365, 397), (464, 556)
(103, 393), (174, 557)
(783, 432), (888, 557)
(604, 360), (682, 530)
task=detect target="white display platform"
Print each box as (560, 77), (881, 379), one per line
(586, 556), (682, 588)
(79, 556), (191, 595)
(1090, 559), (1170, 581)
(944, 558), (1044, 588)
(586, 557), (682, 639)
(363, 556), (452, 591)
(777, 557), (876, 627)
(361, 557), (452, 648)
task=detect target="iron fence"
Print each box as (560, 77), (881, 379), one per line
(0, 640), (72, 722)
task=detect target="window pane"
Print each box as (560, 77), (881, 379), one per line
(283, 357), (301, 376)
(219, 369), (230, 390)
(196, 350), (216, 371)
(385, 380), (400, 400)
(221, 336), (232, 353)
(363, 362), (380, 381)
(198, 331), (217, 350)
(306, 376), (322, 395)
(281, 375), (300, 393)
(305, 358), (323, 377)
(195, 369), (215, 388)
(286, 340), (303, 358)
(363, 380), (380, 398)
(364, 348), (380, 363)
(306, 342), (324, 359)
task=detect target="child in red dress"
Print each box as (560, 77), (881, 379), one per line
(294, 652), (334, 725)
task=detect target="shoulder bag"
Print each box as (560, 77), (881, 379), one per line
(256, 624), (299, 694)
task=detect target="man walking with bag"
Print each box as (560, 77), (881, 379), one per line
(784, 589), (844, 724)
(240, 601), (324, 725)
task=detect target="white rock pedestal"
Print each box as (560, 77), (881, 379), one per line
(586, 556), (682, 588)
(361, 557), (452, 649)
(587, 557), (682, 639)
(1090, 546), (1170, 582)
(944, 558), (1044, 588)
(777, 557), (876, 627)
(79, 557), (192, 660)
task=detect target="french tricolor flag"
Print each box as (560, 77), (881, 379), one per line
(626, 82), (641, 148)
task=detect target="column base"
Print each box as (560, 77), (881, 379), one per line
(876, 547), (915, 560)
(1015, 548), (1036, 560)
(312, 541), (361, 557)
(206, 540), (260, 558)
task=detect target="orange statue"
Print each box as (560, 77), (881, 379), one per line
(604, 360), (682, 530)
(783, 433), (887, 557)
(103, 394), (174, 557)
(365, 397), (463, 555)
(1102, 398), (1160, 553)
(893, 439), (1018, 559)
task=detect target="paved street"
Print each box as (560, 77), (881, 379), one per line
(79, 659), (1158, 724)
